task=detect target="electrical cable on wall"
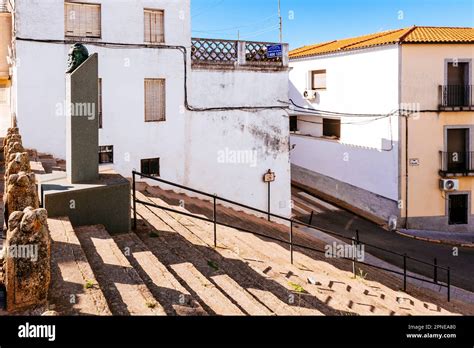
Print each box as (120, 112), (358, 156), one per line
(15, 37), (289, 112)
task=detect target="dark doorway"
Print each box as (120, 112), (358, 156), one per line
(447, 128), (469, 172)
(447, 62), (469, 106)
(449, 194), (469, 225)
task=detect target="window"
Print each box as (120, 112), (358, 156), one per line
(144, 9), (165, 43)
(98, 145), (113, 164)
(98, 78), (102, 128)
(446, 128), (469, 172)
(289, 116), (298, 132)
(448, 194), (468, 225)
(323, 118), (341, 139)
(141, 158), (160, 177)
(144, 79), (166, 122)
(446, 62), (469, 106)
(311, 70), (327, 90)
(65, 2), (101, 38)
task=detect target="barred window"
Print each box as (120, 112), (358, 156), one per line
(144, 9), (165, 43)
(141, 158), (160, 177)
(98, 145), (113, 164)
(144, 79), (166, 122)
(65, 2), (101, 38)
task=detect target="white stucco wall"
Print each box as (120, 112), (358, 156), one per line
(188, 68), (291, 216)
(9, 0), (291, 217)
(289, 45), (400, 201)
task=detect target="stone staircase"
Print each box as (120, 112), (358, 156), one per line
(41, 187), (472, 316)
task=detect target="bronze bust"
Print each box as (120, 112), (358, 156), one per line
(66, 43), (89, 73)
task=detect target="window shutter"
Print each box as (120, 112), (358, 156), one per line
(155, 11), (164, 43)
(144, 11), (151, 43)
(144, 9), (164, 43)
(145, 79), (166, 122)
(312, 70), (327, 90)
(65, 2), (101, 38)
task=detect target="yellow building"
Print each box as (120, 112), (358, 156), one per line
(401, 28), (474, 232)
(290, 26), (474, 232)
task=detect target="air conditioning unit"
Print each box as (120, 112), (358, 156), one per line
(439, 179), (459, 191)
(303, 89), (317, 100)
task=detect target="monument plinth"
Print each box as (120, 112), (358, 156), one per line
(66, 53), (99, 184)
(38, 45), (130, 234)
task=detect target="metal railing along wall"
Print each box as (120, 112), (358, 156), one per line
(440, 151), (474, 173)
(191, 38), (284, 65)
(440, 85), (473, 107)
(132, 171), (452, 301)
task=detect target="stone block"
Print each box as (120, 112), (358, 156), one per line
(5, 207), (51, 312)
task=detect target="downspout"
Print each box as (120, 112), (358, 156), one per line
(405, 110), (409, 229)
(398, 43), (409, 229)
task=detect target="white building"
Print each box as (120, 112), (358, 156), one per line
(0, 0), (292, 217)
(289, 26), (474, 231)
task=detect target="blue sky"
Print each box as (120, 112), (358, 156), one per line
(191, 0), (474, 49)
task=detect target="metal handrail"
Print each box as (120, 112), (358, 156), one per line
(132, 171), (452, 301)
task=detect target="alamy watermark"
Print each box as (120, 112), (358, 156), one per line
(55, 101), (96, 120)
(325, 242), (365, 262)
(217, 147), (258, 168)
(0, 244), (39, 262)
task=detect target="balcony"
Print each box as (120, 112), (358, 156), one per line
(439, 85), (474, 111)
(191, 38), (288, 70)
(439, 151), (474, 177)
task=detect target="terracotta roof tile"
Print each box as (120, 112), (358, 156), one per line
(290, 26), (474, 59)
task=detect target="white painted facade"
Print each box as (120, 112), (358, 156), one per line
(289, 45), (400, 202)
(1, 0), (292, 217)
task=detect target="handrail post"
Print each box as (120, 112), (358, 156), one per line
(132, 171), (137, 231)
(447, 267), (451, 302)
(290, 221), (293, 265)
(433, 258), (438, 284)
(308, 211), (314, 225)
(403, 253), (407, 292)
(213, 195), (217, 248)
(352, 237), (356, 277)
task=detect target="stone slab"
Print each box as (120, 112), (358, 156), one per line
(38, 172), (130, 234)
(66, 53), (99, 184)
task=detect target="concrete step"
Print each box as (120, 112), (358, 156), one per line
(134, 206), (246, 315)
(113, 233), (207, 316)
(48, 217), (111, 315)
(135, 203), (255, 316)
(75, 225), (166, 316)
(135, 192), (317, 316)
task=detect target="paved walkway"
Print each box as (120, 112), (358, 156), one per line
(398, 229), (474, 247)
(292, 187), (474, 294)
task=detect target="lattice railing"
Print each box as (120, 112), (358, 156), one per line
(191, 38), (238, 63)
(191, 38), (285, 65)
(245, 41), (282, 63)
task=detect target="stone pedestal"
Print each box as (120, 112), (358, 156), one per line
(5, 207), (51, 312)
(38, 172), (131, 234)
(38, 50), (131, 234)
(66, 53), (99, 184)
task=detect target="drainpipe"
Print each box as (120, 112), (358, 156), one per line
(405, 114), (409, 229)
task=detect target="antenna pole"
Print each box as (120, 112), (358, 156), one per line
(278, 0), (283, 43)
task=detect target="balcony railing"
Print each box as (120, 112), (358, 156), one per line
(439, 85), (473, 110)
(439, 151), (474, 176)
(191, 38), (288, 68)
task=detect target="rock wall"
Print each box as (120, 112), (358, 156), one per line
(1, 125), (51, 313)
